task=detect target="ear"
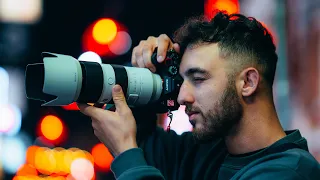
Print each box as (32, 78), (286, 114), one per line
(239, 68), (260, 97)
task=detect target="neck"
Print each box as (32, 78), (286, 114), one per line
(224, 97), (286, 155)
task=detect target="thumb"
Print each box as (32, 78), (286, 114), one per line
(112, 84), (128, 112)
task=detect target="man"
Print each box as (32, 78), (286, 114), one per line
(78, 11), (320, 179)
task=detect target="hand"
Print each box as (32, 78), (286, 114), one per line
(132, 34), (180, 72)
(78, 85), (138, 157)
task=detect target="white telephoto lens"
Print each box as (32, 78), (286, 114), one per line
(97, 65), (163, 107)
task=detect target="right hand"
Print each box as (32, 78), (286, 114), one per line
(131, 34), (180, 72)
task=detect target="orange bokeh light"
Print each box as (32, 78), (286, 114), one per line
(92, 18), (117, 44)
(82, 18), (128, 58)
(40, 115), (63, 141)
(34, 147), (56, 175)
(214, 0), (239, 14)
(22, 146), (96, 178)
(16, 164), (38, 176)
(26, 145), (40, 167)
(91, 143), (114, 170)
(205, 0), (240, 19)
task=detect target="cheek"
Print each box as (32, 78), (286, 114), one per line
(196, 83), (219, 108)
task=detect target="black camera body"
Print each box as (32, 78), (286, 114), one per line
(150, 48), (183, 113)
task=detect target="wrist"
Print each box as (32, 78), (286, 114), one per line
(114, 140), (138, 157)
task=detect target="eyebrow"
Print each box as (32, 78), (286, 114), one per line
(183, 67), (210, 77)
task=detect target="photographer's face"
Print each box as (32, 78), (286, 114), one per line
(178, 44), (243, 141)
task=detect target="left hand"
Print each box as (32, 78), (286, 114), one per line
(78, 84), (138, 157)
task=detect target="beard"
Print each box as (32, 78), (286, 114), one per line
(189, 79), (243, 142)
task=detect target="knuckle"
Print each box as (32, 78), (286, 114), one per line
(138, 40), (146, 46)
(147, 36), (156, 41)
(134, 47), (142, 57)
(132, 46), (138, 54)
(159, 34), (169, 41)
(113, 95), (125, 102)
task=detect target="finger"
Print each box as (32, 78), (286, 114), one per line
(93, 103), (105, 108)
(173, 43), (181, 54)
(157, 34), (173, 63)
(78, 103), (106, 120)
(78, 103), (94, 116)
(134, 41), (145, 68)
(142, 44), (156, 72)
(131, 47), (138, 67)
(112, 85), (129, 114)
(136, 54), (145, 68)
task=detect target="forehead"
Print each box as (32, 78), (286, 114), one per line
(179, 43), (225, 74)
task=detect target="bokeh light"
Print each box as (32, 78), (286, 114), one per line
(0, 66), (9, 104)
(0, 104), (22, 136)
(109, 31), (132, 55)
(26, 145), (40, 167)
(82, 18), (128, 57)
(91, 143), (114, 170)
(40, 115), (64, 141)
(213, 0), (239, 14)
(70, 158), (94, 180)
(34, 147), (56, 175)
(28, 147), (95, 176)
(62, 102), (80, 111)
(16, 164), (38, 176)
(164, 105), (193, 135)
(1, 136), (27, 174)
(0, 0), (43, 24)
(205, 0), (240, 19)
(92, 18), (117, 44)
(78, 51), (102, 64)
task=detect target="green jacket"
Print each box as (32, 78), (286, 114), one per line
(111, 125), (320, 180)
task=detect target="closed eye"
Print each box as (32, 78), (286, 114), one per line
(191, 77), (206, 84)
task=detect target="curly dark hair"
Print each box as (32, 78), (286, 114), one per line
(173, 11), (278, 89)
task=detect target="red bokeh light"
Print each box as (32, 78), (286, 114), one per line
(82, 18), (128, 58)
(91, 143), (114, 171)
(205, 0), (240, 19)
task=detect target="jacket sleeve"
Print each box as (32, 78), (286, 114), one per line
(110, 107), (195, 180)
(111, 148), (165, 180)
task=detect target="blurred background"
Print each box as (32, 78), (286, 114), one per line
(0, 0), (319, 179)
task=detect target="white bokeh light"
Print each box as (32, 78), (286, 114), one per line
(0, 0), (43, 24)
(109, 31), (132, 55)
(1, 136), (27, 174)
(70, 158), (94, 180)
(78, 51), (102, 64)
(165, 105), (193, 135)
(0, 104), (22, 136)
(0, 67), (9, 104)
(6, 68), (28, 116)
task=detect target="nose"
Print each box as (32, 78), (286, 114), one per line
(177, 81), (195, 105)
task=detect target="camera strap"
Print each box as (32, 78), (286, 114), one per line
(166, 109), (173, 132)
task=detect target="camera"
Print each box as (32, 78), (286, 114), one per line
(25, 49), (182, 113)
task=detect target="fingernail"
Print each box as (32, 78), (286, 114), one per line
(113, 85), (121, 92)
(157, 56), (163, 62)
